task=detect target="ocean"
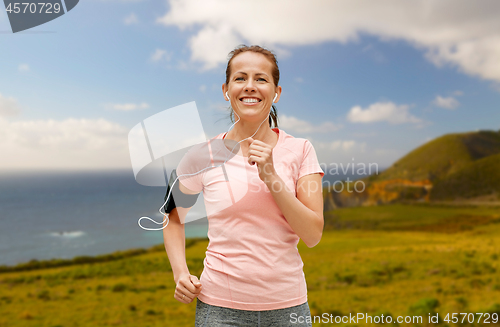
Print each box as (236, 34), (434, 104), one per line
(0, 170), (208, 267)
(0, 168), (370, 267)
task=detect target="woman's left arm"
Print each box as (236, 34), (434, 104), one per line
(265, 173), (324, 248)
(246, 137), (324, 247)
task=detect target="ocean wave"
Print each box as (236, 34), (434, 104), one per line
(48, 230), (86, 238)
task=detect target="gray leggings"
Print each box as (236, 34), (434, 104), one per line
(195, 299), (313, 327)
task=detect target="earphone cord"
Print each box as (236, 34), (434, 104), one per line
(137, 101), (273, 231)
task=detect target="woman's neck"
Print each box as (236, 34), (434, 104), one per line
(225, 125), (278, 157)
(226, 124), (277, 144)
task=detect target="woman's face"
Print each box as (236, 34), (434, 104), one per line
(223, 52), (281, 123)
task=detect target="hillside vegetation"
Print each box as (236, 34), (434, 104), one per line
(431, 153), (500, 201)
(376, 130), (500, 183)
(324, 130), (500, 208)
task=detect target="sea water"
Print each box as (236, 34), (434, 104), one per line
(0, 168), (364, 267)
(0, 170), (208, 266)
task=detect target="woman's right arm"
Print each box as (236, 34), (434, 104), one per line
(162, 207), (189, 283)
(163, 190), (202, 303)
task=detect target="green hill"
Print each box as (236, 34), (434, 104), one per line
(375, 130), (500, 183)
(430, 153), (500, 201)
(376, 131), (500, 182)
(324, 130), (500, 209)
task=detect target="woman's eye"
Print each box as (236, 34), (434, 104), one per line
(235, 77), (244, 81)
(257, 78), (267, 82)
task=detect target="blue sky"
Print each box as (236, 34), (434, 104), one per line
(1, 0), (499, 172)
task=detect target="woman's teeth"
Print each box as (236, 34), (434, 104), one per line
(241, 98), (260, 103)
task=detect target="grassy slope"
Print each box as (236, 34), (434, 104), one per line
(374, 130), (500, 183)
(431, 153), (500, 201)
(1, 204), (500, 326)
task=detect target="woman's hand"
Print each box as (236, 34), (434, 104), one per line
(247, 137), (277, 184)
(174, 273), (202, 304)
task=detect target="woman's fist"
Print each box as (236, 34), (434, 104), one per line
(174, 273), (202, 304)
(247, 137), (277, 184)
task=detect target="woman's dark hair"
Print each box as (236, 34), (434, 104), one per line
(225, 45), (279, 128)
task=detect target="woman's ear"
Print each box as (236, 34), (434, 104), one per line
(273, 86), (282, 103)
(222, 84), (229, 101)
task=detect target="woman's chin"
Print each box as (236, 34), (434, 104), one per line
(234, 110), (268, 122)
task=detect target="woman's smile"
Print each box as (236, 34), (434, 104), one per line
(240, 96), (262, 106)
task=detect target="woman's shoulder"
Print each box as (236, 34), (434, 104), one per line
(276, 128), (313, 152)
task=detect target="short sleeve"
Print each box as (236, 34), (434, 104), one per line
(175, 147), (205, 193)
(298, 140), (324, 180)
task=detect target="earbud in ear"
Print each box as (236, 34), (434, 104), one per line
(273, 93), (278, 103)
(225, 92), (229, 101)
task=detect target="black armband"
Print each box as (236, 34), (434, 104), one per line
(163, 169), (200, 214)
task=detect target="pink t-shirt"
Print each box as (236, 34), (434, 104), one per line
(176, 128), (324, 310)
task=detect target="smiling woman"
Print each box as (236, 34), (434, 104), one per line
(162, 45), (325, 327)
(224, 45), (281, 131)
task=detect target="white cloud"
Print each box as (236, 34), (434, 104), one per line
(433, 95), (459, 109)
(347, 101), (421, 124)
(298, 136), (403, 171)
(279, 114), (341, 134)
(0, 118), (130, 170)
(311, 138), (364, 152)
(157, 0), (500, 82)
(123, 13), (138, 25)
(0, 93), (22, 118)
(309, 137), (368, 166)
(294, 77), (304, 83)
(187, 25), (242, 70)
(107, 103), (149, 111)
(199, 84), (207, 92)
(18, 64), (29, 72)
(150, 49), (173, 62)
(328, 140), (357, 151)
(424, 36), (500, 83)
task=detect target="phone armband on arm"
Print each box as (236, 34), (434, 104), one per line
(163, 169), (200, 214)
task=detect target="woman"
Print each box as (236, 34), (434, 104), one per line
(163, 45), (324, 326)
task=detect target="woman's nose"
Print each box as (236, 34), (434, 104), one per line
(244, 79), (256, 92)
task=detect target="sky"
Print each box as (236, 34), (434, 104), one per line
(1, 0), (499, 173)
